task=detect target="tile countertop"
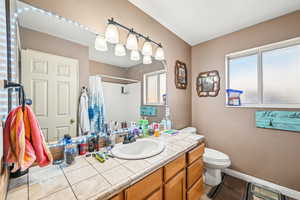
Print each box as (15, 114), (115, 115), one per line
(6, 131), (204, 200)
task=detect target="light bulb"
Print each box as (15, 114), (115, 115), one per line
(130, 50), (140, 61)
(143, 55), (152, 65)
(142, 41), (152, 56)
(126, 33), (138, 50)
(115, 44), (126, 56)
(94, 35), (107, 51)
(105, 23), (119, 44)
(155, 47), (165, 60)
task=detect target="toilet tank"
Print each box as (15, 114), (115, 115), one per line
(181, 127), (197, 134)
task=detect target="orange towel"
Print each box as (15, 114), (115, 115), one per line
(4, 105), (53, 172)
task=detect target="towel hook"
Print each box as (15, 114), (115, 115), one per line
(4, 80), (26, 111)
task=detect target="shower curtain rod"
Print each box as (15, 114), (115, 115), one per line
(97, 74), (140, 83)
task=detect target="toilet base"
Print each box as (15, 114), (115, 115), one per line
(205, 168), (222, 186)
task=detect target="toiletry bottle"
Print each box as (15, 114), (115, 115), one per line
(154, 129), (160, 137)
(64, 134), (75, 165)
(79, 137), (87, 155)
(88, 134), (95, 152)
(94, 134), (100, 151)
(110, 132), (116, 147)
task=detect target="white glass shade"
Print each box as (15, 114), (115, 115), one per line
(94, 35), (107, 51)
(143, 55), (152, 65)
(155, 47), (165, 60)
(105, 24), (119, 44)
(126, 33), (138, 50)
(142, 41), (153, 56)
(115, 44), (126, 56)
(130, 50), (140, 61)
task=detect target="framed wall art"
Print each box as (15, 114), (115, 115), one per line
(196, 70), (220, 97)
(175, 60), (187, 89)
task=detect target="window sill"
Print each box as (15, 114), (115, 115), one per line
(225, 104), (300, 109)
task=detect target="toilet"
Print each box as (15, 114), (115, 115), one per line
(181, 127), (231, 186)
(203, 148), (231, 186)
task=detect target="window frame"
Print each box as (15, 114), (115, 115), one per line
(143, 69), (166, 106)
(225, 36), (300, 108)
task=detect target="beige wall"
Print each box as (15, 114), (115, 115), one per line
(192, 11), (300, 190)
(89, 60), (130, 84)
(22, 0), (192, 129)
(19, 27), (89, 88)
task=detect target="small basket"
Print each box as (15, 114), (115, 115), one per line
(226, 89), (243, 106)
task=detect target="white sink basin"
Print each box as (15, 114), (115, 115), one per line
(111, 138), (165, 160)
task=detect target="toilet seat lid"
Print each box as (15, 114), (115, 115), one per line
(204, 148), (230, 163)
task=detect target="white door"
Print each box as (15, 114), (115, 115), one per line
(22, 49), (78, 142)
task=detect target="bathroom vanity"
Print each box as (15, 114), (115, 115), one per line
(111, 143), (205, 200)
(6, 131), (205, 200)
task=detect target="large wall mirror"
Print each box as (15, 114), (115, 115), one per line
(12, 1), (168, 143)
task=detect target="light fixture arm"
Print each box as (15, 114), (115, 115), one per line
(107, 18), (162, 47)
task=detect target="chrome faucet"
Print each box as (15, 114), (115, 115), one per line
(123, 131), (136, 144)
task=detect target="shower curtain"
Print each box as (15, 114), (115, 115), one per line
(88, 75), (106, 134)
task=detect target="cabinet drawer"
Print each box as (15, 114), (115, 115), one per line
(187, 177), (204, 200)
(187, 143), (205, 165)
(164, 154), (186, 182)
(110, 192), (124, 200)
(125, 168), (163, 200)
(147, 187), (163, 200)
(187, 158), (204, 189)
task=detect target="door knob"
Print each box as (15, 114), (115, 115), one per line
(70, 119), (75, 124)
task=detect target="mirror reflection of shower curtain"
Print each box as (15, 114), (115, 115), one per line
(88, 75), (106, 134)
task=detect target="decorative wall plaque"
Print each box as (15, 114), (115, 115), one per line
(196, 70), (220, 97)
(175, 60), (187, 89)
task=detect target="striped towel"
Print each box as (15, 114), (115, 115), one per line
(4, 105), (53, 172)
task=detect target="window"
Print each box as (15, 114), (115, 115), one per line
(144, 70), (166, 105)
(226, 37), (300, 108)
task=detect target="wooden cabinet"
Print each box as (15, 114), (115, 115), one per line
(164, 170), (186, 200)
(186, 143), (205, 200)
(125, 168), (163, 200)
(187, 177), (204, 200)
(116, 143), (204, 200)
(187, 158), (204, 189)
(187, 143), (205, 165)
(164, 154), (186, 182)
(147, 187), (163, 200)
(110, 192), (124, 200)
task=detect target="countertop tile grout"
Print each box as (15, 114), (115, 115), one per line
(60, 165), (79, 200)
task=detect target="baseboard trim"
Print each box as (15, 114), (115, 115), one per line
(222, 168), (300, 200)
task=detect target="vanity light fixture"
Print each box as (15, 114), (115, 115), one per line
(106, 18), (165, 61)
(142, 39), (153, 56)
(143, 55), (152, 65)
(155, 45), (165, 60)
(94, 34), (107, 51)
(126, 29), (138, 50)
(130, 50), (140, 61)
(105, 21), (119, 44)
(115, 43), (126, 56)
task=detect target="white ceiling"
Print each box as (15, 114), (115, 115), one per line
(129, 0), (300, 45)
(17, 1), (142, 68)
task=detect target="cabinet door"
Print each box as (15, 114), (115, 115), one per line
(164, 170), (186, 200)
(164, 154), (186, 182)
(125, 168), (162, 200)
(110, 192), (124, 200)
(187, 158), (204, 189)
(146, 187), (163, 200)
